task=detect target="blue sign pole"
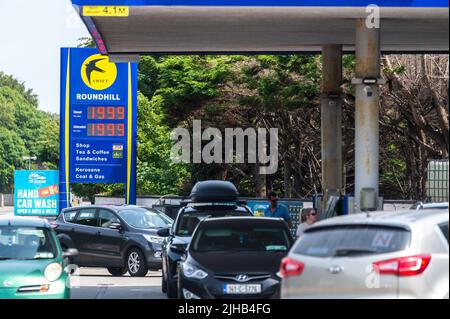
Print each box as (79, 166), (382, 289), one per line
(125, 62), (138, 205)
(59, 47), (137, 210)
(59, 48), (71, 210)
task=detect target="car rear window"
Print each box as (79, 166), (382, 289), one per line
(192, 224), (291, 252)
(176, 210), (251, 236)
(293, 225), (411, 257)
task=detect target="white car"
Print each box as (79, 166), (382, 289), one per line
(280, 209), (449, 299)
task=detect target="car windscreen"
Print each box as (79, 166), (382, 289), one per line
(0, 226), (57, 260)
(191, 223), (291, 252)
(293, 225), (411, 257)
(119, 208), (173, 229)
(176, 210), (251, 237)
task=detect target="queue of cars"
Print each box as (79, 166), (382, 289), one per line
(1, 179), (448, 299)
(158, 181), (255, 298)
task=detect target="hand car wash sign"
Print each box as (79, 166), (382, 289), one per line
(14, 170), (59, 216)
(59, 48), (137, 210)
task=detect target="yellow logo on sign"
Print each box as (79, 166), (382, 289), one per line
(81, 54), (117, 91)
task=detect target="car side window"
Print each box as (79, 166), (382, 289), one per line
(64, 211), (78, 223)
(75, 209), (98, 227)
(98, 209), (120, 228)
(439, 222), (449, 243)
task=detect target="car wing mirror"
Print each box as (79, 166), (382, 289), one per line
(109, 223), (123, 230)
(157, 227), (170, 237)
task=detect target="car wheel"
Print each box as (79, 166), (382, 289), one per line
(166, 273), (178, 299)
(126, 248), (148, 277)
(177, 280), (184, 299)
(107, 267), (127, 276)
(162, 274), (167, 293)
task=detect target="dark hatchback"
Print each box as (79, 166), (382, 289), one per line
(178, 217), (293, 299)
(52, 205), (173, 276)
(159, 205), (253, 298)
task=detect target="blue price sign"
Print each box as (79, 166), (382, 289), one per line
(59, 48), (137, 209)
(14, 170), (59, 216)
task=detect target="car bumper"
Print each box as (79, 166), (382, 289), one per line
(179, 274), (281, 299)
(143, 244), (163, 270)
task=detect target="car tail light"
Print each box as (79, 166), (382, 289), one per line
(373, 254), (431, 276)
(280, 257), (305, 278)
(50, 223), (58, 229)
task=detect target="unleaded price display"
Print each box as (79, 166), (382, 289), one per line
(87, 123), (125, 136)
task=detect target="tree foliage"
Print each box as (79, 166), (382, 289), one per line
(1, 52), (448, 201)
(0, 72), (59, 192)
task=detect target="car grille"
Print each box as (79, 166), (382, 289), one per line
(214, 273), (272, 282)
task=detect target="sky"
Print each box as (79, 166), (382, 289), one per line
(0, 0), (89, 114)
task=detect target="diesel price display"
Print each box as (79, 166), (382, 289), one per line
(87, 106), (125, 120)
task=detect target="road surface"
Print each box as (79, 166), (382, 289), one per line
(70, 268), (166, 299)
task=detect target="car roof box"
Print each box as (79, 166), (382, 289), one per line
(190, 180), (239, 203)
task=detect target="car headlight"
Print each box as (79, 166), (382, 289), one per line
(44, 263), (63, 282)
(182, 263), (208, 279)
(143, 234), (164, 245)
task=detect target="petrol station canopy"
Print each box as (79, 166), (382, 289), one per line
(71, 0), (448, 57)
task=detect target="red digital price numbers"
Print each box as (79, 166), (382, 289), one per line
(88, 106), (125, 120)
(87, 123), (125, 137)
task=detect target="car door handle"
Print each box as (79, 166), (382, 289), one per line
(70, 227), (76, 232)
(96, 231), (101, 235)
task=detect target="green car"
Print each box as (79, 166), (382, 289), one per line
(0, 217), (76, 299)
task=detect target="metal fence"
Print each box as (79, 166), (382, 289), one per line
(427, 159), (449, 202)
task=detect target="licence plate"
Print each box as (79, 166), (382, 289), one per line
(223, 284), (262, 294)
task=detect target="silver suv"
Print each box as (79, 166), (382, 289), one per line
(280, 209), (449, 299)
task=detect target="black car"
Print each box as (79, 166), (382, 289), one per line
(158, 180), (253, 298)
(178, 217), (293, 299)
(52, 205), (173, 276)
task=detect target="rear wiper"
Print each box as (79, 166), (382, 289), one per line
(334, 248), (378, 256)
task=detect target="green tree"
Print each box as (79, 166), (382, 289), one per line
(0, 72), (58, 192)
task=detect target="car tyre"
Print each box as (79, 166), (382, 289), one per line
(161, 265), (167, 293)
(126, 248), (148, 277)
(107, 267), (127, 276)
(166, 272), (178, 299)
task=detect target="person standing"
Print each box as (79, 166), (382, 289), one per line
(296, 208), (318, 238)
(264, 191), (292, 229)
